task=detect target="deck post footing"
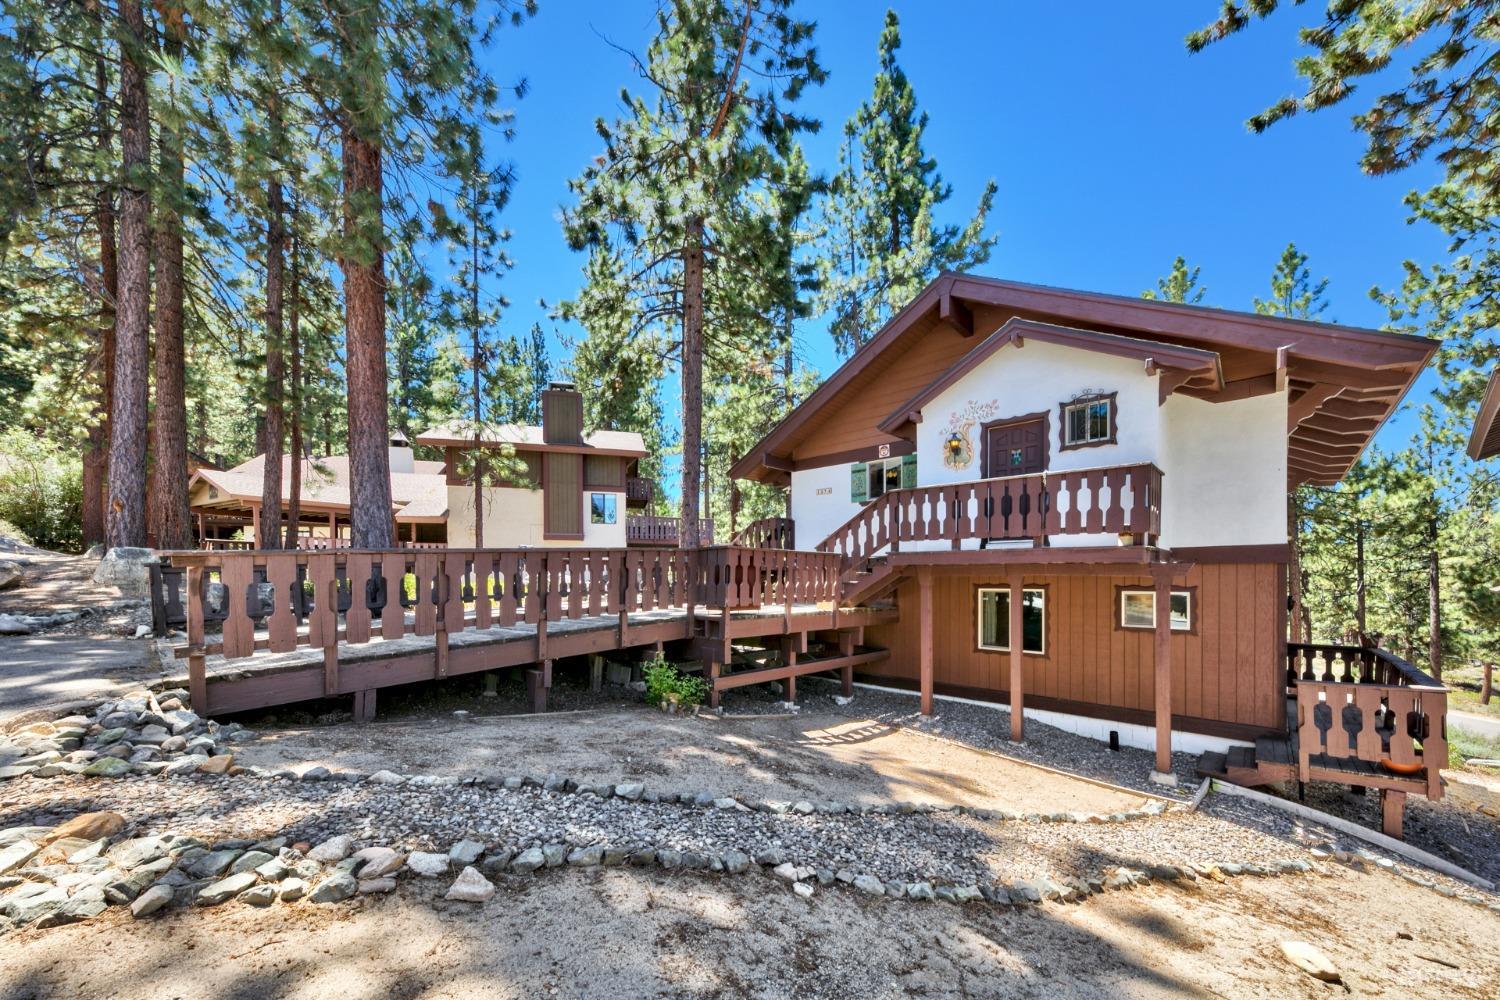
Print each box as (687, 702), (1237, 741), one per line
(1149, 770), (1179, 787)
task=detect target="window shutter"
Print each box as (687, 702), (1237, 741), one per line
(899, 453), (917, 489)
(850, 463), (868, 502)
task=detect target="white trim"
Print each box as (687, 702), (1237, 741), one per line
(851, 681), (1251, 756)
(976, 586), (1046, 655)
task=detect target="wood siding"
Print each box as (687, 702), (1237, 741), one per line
(864, 562), (1284, 732)
(542, 388), (583, 445)
(543, 453), (583, 539)
(584, 455), (629, 490)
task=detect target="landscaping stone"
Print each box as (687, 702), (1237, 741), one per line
(0, 840), (40, 875)
(229, 850), (275, 875)
(307, 835), (353, 863)
(40, 812), (124, 845)
(1278, 941), (1341, 983)
(188, 849), (242, 879)
(445, 866), (495, 903)
(541, 844), (567, 868)
(793, 881), (814, 899)
(197, 755), (234, 775)
(81, 757), (132, 778)
(567, 845), (604, 867)
(358, 877), (396, 894)
(129, 884), (175, 918)
(406, 851), (450, 877)
(239, 884), (276, 907)
(852, 874), (886, 896)
(278, 878), (308, 902)
(197, 872), (258, 906)
(92, 547), (155, 597)
(449, 839), (484, 865)
(511, 847), (545, 873)
(351, 846), (404, 878)
(367, 770), (407, 785)
(308, 873), (357, 904)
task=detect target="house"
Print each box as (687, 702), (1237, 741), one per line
(1467, 368), (1500, 460)
(187, 382), (654, 548)
(731, 272), (1444, 829)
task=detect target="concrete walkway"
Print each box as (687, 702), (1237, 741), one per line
(0, 636), (155, 726)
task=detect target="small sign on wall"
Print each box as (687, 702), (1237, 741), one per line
(877, 444), (890, 458)
(816, 486), (832, 496)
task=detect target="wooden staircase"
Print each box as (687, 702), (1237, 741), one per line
(1195, 735), (1288, 789)
(840, 555), (905, 606)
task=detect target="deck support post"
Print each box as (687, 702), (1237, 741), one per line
(839, 630), (855, 698)
(589, 654), (604, 693)
(708, 660), (721, 710)
(918, 567), (934, 715)
(1009, 567), (1024, 743)
(1151, 567), (1175, 782)
(526, 659), (551, 713)
(1380, 788), (1406, 839)
(352, 688), (376, 723)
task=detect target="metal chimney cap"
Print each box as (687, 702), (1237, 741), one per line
(547, 380), (578, 392)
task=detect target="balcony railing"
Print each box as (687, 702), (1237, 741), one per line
(816, 463), (1163, 568)
(730, 517), (795, 550)
(625, 514), (715, 547)
(1287, 643), (1448, 799)
(625, 476), (653, 509)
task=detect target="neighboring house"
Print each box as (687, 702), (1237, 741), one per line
(187, 383), (653, 549)
(732, 272), (1439, 813)
(416, 382), (650, 549)
(1467, 367), (1500, 461)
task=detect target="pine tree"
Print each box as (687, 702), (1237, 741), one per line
(563, 0), (824, 548)
(1254, 243), (1329, 320)
(1141, 256), (1206, 304)
(818, 9), (995, 357)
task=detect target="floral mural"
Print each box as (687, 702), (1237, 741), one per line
(940, 399), (1001, 471)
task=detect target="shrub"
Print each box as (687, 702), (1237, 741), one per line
(642, 654), (708, 709)
(0, 430), (83, 552)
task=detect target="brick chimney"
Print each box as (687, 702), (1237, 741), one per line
(541, 381), (583, 445)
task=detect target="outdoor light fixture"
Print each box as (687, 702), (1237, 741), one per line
(946, 433), (964, 456)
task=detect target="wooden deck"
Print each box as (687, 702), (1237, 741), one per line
(1196, 642), (1449, 839)
(155, 545), (896, 718)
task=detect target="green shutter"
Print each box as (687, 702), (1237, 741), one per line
(850, 463), (868, 502)
(899, 452), (917, 489)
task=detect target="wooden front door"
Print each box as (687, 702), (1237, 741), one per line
(983, 417), (1047, 478)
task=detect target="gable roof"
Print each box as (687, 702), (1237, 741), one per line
(415, 420), (647, 458)
(876, 318), (1224, 437)
(731, 272), (1437, 488)
(1468, 368), (1500, 461)
(190, 455), (451, 523)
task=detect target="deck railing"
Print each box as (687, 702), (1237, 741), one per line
(1287, 642), (1448, 799)
(625, 476), (653, 509)
(730, 517), (795, 550)
(154, 544), (841, 706)
(816, 463), (1163, 569)
(625, 514), (715, 547)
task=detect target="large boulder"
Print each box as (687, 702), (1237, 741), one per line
(0, 560), (23, 590)
(92, 547), (156, 598)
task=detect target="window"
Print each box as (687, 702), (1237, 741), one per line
(1060, 393), (1116, 449)
(1118, 589), (1192, 632)
(851, 454), (915, 502)
(977, 587), (1046, 654)
(589, 493), (617, 525)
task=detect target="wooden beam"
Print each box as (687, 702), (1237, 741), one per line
(918, 567), (933, 715)
(1009, 567), (1024, 743)
(1288, 383), (1342, 432)
(938, 289), (974, 337)
(1153, 568), (1173, 776)
(1275, 346), (1290, 394)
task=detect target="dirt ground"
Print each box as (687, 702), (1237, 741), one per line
(233, 708), (1153, 815)
(0, 551), (144, 636)
(2, 863), (1496, 1000)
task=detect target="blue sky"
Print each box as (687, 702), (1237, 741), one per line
(478, 2), (1449, 459)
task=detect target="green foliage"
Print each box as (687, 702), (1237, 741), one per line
(0, 429), (83, 552)
(1254, 242), (1329, 319)
(817, 9), (997, 356)
(1141, 256), (1206, 304)
(642, 655), (708, 709)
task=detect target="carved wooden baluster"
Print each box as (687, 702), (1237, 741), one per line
(265, 553), (299, 653)
(379, 552), (406, 640)
(345, 552), (374, 645)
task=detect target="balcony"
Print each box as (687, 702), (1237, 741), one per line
(816, 463), (1163, 568)
(626, 514), (715, 547)
(625, 476), (653, 509)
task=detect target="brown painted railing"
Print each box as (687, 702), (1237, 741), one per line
(156, 545), (844, 704)
(201, 538), (255, 551)
(295, 537), (445, 551)
(816, 463), (1163, 568)
(1287, 642), (1448, 800)
(625, 514), (715, 547)
(625, 476), (653, 509)
(730, 517), (795, 550)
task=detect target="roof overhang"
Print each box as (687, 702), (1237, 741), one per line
(731, 272), (1437, 488)
(876, 318), (1224, 437)
(1467, 369), (1500, 461)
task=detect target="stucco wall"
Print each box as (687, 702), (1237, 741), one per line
(1157, 390), (1287, 548)
(788, 338), (1286, 552)
(445, 486), (627, 548)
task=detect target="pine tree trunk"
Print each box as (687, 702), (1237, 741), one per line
(83, 38), (116, 551)
(106, 0), (151, 550)
(1428, 512), (1442, 678)
(471, 205), (484, 549)
(259, 79), (286, 550)
(679, 216), (705, 550)
(149, 2), (191, 550)
(341, 122), (393, 548)
(284, 233), (303, 548)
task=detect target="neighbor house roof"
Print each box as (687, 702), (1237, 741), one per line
(731, 272), (1437, 488)
(1468, 368), (1500, 461)
(190, 455), (451, 523)
(414, 421), (648, 458)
